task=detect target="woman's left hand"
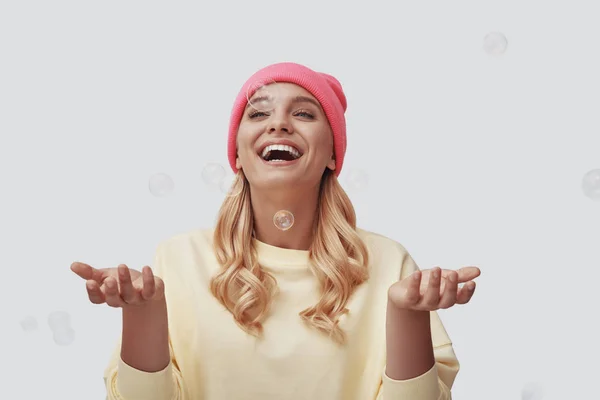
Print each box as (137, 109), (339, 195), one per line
(388, 266), (481, 311)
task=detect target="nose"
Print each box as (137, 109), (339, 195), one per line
(267, 114), (293, 134)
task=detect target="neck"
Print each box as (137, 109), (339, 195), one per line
(250, 183), (320, 251)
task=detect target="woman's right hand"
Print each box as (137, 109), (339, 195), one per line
(71, 262), (165, 308)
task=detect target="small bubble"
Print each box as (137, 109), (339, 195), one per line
(273, 210), (294, 231)
(201, 163), (226, 187)
(47, 311), (71, 331)
(521, 382), (543, 400)
(20, 316), (38, 332)
(219, 172), (243, 197)
(345, 169), (369, 191)
(52, 327), (76, 346)
(149, 173), (174, 197)
(582, 168), (600, 201)
(483, 32), (508, 55)
(246, 78), (281, 112)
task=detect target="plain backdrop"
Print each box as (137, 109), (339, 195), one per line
(1, 1), (598, 399)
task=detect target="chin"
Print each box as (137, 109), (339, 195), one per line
(247, 169), (312, 191)
(260, 170), (305, 188)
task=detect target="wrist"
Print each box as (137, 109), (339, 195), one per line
(122, 296), (168, 338)
(387, 298), (430, 319)
(123, 295), (166, 314)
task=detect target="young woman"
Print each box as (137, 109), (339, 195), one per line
(72, 62), (480, 400)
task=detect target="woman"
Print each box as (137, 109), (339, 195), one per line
(72, 62), (480, 400)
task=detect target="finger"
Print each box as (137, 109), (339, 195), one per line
(86, 280), (105, 304)
(438, 271), (458, 309)
(117, 264), (137, 303)
(140, 266), (156, 301)
(456, 281), (476, 304)
(395, 270), (422, 307)
(102, 277), (126, 308)
(71, 262), (104, 282)
(456, 266), (481, 283)
(422, 267), (441, 307)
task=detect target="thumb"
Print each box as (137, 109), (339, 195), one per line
(71, 262), (105, 282)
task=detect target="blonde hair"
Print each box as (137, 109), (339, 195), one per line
(210, 168), (369, 344)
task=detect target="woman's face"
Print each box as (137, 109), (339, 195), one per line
(235, 83), (335, 190)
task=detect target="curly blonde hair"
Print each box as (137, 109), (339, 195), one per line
(210, 168), (369, 344)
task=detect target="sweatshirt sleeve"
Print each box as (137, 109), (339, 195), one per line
(376, 248), (461, 399)
(103, 337), (187, 400)
(377, 329), (459, 400)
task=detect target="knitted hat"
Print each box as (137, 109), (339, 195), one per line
(227, 62), (347, 176)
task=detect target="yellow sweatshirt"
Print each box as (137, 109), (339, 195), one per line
(103, 228), (460, 400)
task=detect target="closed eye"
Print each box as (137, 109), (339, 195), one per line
(248, 110), (315, 119)
(249, 111), (268, 118)
(295, 110), (314, 119)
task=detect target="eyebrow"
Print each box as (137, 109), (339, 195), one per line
(245, 95), (322, 110)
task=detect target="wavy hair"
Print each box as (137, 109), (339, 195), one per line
(210, 168), (369, 344)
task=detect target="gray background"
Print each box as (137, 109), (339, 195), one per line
(1, 1), (598, 399)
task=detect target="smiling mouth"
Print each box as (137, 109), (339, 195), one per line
(260, 144), (303, 162)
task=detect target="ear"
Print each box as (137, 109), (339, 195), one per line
(235, 155), (242, 170)
(326, 154), (336, 171)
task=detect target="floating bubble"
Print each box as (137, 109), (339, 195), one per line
(219, 172), (243, 197)
(483, 32), (508, 55)
(273, 210), (294, 231)
(20, 316), (38, 332)
(47, 311), (71, 331)
(53, 327), (76, 346)
(201, 163), (226, 187)
(149, 173), (174, 197)
(582, 168), (600, 201)
(521, 382), (543, 400)
(345, 169), (369, 191)
(246, 78), (281, 112)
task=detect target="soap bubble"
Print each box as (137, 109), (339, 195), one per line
(483, 32), (508, 55)
(149, 173), (174, 197)
(345, 169), (369, 191)
(582, 168), (600, 201)
(246, 78), (281, 112)
(273, 210), (294, 231)
(53, 327), (76, 346)
(47, 311), (71, 331)
(48, 311), (75, 345)
(20, 316), (38, 332)
(219, 172), (243, 197)
(521, 382), (543, 400)
(201, 163), (226, 187)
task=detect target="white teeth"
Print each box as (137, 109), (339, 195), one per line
(261, 144), (301, 160)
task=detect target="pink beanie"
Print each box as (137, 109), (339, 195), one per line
(227, 62), (347, 176)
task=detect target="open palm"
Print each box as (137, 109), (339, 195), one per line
(71, 262), (164, 307)
(388, 266), (481, 311)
